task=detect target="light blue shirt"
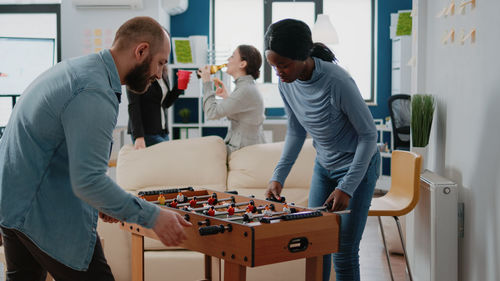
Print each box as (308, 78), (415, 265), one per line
(271, 57), (377, 196)
(0, 50), (160, 270)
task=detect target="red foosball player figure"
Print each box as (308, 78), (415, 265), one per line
(207, 206), (216, 216)
(189, 196), (197, 208)
(262, 204), (272, 216)
(247, 200), (256, 213)
(283, 203), (291, 214)
(169, 199), (178, 208)
(207, 193), (217, 205)
(227, 203), (235, 216)
(176, 192), (185, 203)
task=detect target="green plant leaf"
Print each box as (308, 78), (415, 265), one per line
(411, 94), (435, 147)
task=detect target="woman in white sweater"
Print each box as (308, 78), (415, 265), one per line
(197, 45), (266, 153)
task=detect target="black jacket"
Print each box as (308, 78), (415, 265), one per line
(127, 74), (183, 139)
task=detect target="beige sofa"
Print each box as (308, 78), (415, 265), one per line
(98, 136), (325, 281)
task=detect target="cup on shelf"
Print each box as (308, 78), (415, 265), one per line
(176, 70), (192, 90)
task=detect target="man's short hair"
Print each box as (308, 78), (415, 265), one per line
(113, 16), (167, 53)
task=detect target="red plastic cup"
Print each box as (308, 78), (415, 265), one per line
(176, 70), (192, 90)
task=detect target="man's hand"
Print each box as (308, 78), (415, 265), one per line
(324, 189), (350, 212)
(153, 209), (192, 247)
(213, 78), (228, 99)
(134, 137), (146, 150)
(99, 212), (120, 223)
(265, 181), (283, 201)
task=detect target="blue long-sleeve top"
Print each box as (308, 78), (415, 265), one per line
(271, 57), (377, 197)
(0, 50), (159, 270)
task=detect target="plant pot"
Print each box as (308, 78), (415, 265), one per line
(411, 145), (428, 173)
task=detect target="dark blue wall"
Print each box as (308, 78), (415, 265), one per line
(170, 0), (210, 37)
(171, 0), (412, 119)
(369, 0), (412, 119)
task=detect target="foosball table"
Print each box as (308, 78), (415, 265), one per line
(120, 187), (342, 281)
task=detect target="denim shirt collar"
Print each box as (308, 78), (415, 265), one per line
(99, 49), (122, 102)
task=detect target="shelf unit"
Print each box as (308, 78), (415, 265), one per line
(374, 119), (393, 178)
(167, 64), (230, 140)
(390, 11), (412, 95)
(376, 10), (412, 180)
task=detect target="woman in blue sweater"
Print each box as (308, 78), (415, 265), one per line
(264, 19), (380, 281)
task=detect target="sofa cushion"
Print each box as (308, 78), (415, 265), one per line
(116, 136), (228, 192)
(227, 139), (316, 190)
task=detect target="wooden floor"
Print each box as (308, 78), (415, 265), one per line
(359, 216), (407, 281)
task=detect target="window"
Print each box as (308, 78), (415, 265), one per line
(213, 0), (374, 108)
(0, 3), (61, 126)
(323, 0), (374, 102)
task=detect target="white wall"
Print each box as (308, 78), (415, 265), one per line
(414, 0), (500, 280)
(61, 0), (170, 126)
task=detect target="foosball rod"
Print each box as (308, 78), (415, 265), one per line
(224, 206), (279, 221)
(176, 196), (235, 208)
(137, 187), (194, 197)
(162, 194), (212, 204)
(190, 201), (249, 212)
(309, 205), (352, 214)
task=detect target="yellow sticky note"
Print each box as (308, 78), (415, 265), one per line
(94, 38), (102, 46)
(94, 29), (102, 37)
(94, 47), (102, 53)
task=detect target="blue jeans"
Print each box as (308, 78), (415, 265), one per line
(308, 151), (380, 281)
(132, 133), (169, 147)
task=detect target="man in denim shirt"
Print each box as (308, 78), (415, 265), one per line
(0, 17), (191, 280)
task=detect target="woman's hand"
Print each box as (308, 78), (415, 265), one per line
(213, 78), (228, 99)
(265, 181), (283, 201)
(197, 65), (211, 82)
(324, 189), (350, 212)
(134, 137), (146, 150)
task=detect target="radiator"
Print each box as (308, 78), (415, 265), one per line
(406, 170), (458, 281)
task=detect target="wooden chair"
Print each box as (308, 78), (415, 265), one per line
(369, 150), (421, 281)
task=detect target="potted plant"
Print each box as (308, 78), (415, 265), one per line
(411, 94), (435, 172)
(178, 108), (191, 123)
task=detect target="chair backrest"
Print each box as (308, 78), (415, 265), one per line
(387, 150), (422, 215)
(388, 94), (411, 150)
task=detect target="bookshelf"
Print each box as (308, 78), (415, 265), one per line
(167, 64), (230, 140)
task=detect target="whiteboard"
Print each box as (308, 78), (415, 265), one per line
(0, 37), (55, 95)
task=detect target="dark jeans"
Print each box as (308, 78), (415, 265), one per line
(0, 227), (114, 281)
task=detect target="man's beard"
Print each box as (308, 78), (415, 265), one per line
(125, 56), (155, 93)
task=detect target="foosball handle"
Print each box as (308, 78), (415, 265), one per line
(198, 224), (232, 236)
(266, 196), (286, 203)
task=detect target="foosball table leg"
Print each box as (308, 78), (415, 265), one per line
(224, 260), (246, 281)
(131, 233), (144, 281)
(306, 256), (322, 281)
(204, 255), (212, 280)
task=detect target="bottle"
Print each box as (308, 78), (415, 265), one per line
(196, 63), (227, 78)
